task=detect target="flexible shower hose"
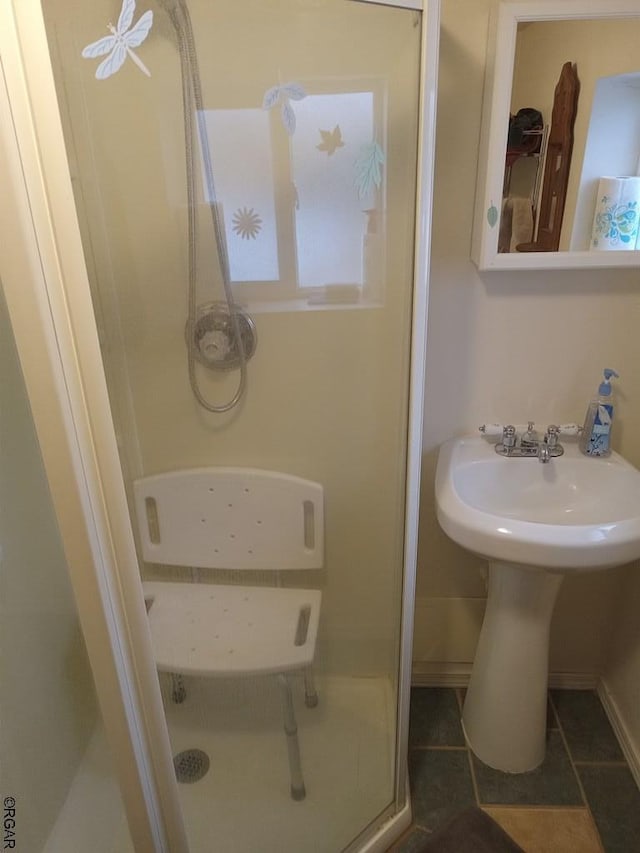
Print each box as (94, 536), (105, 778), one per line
(166, 0), (248, 412)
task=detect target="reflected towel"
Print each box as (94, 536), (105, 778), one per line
(499, 197), (533, 253)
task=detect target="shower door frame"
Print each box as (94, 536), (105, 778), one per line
(0, 0), (440, 850)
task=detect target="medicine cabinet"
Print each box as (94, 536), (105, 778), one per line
(471, 0), (640, 271)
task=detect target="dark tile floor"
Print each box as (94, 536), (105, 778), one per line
(390, 688), (640, 853)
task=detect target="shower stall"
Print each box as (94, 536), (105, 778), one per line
(0, 0), (439, 850)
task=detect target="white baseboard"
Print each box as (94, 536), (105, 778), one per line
(411, 662), (472, 687)
(547, 672), (600, 689)
(598, 678), (640, 790)
(411, 662), (599, 690)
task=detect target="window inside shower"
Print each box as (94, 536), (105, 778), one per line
(200, 83), (384, 303)
(40, 0), (422, 850)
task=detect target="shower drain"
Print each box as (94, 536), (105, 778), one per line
(173, 748), (210, 784)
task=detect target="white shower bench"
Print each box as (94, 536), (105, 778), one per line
(134, 468), (324, 800)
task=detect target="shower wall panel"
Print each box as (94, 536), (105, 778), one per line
(44, 0), (421, 677)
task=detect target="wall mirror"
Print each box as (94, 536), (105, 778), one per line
(472, 0), (640, 271)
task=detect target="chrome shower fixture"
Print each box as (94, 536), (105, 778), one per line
(165, 0), (253, 411)
(188, 302), (257, 372)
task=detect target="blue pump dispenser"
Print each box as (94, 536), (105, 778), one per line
(579, 369), (619, 457)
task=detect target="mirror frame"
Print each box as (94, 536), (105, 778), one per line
(471, 0), (640, 271)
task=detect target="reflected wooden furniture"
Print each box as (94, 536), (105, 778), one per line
(517, 62), (580, 252)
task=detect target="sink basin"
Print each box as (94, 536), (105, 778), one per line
(434, 434), (640, 773)
(436, 435), (640, 571)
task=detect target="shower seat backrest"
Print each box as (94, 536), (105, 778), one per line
(133, 467), (324, 571)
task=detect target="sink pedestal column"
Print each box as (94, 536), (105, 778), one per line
(462, 561), (564, 773)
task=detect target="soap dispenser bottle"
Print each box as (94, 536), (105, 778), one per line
(579, 369), (619, 457)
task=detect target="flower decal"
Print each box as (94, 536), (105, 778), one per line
(232, 207), (262, 240)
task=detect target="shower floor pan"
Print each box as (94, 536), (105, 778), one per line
(45, 675), (396, 853)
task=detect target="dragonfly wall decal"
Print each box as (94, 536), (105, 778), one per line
(82, 0), (153, 80)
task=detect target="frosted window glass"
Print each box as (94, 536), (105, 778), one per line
(291, 92), (375, 288)
(200, 109), (280, 282)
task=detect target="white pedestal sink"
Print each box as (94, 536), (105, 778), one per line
(435, 435), (640, 773)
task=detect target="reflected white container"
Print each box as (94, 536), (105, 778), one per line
(590, 176), (640, 251)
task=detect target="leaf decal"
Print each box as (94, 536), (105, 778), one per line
(354, 141), (385, 199)
(262, 81), (306, 134)
(281, 99), (296, 136)
(262, 85), (281, 110)
(316, 125), (345, 156)
(282, 82), (307, 101)
(487, 203), (499, 228)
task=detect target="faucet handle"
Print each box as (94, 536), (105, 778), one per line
(545, 424), (560, 447)
(502, 424), (517, 448)
(521, 420), (539, 447)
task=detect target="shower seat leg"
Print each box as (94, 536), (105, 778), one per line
(277, 673), (306, 801)
(171, 673), (187, 704)
(304, 667), (319, 708)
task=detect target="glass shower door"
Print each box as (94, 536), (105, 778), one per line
(0, 279), (134, 853)
(37, 1), (424, 849)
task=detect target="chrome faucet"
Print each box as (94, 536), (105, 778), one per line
(537, 442), (550, 463)
(495, 424), (564, 462)
(521, 421), (539, 448)
(538, 425), (561, 464)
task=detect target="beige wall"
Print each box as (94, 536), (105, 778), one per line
(0, 284), (97, 851)
(416, 0), (640, 691)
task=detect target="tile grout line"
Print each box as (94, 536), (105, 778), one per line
(549, 692), (587, 802)
(549, 692), (607, 853)
(410, 687), (634, 853)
